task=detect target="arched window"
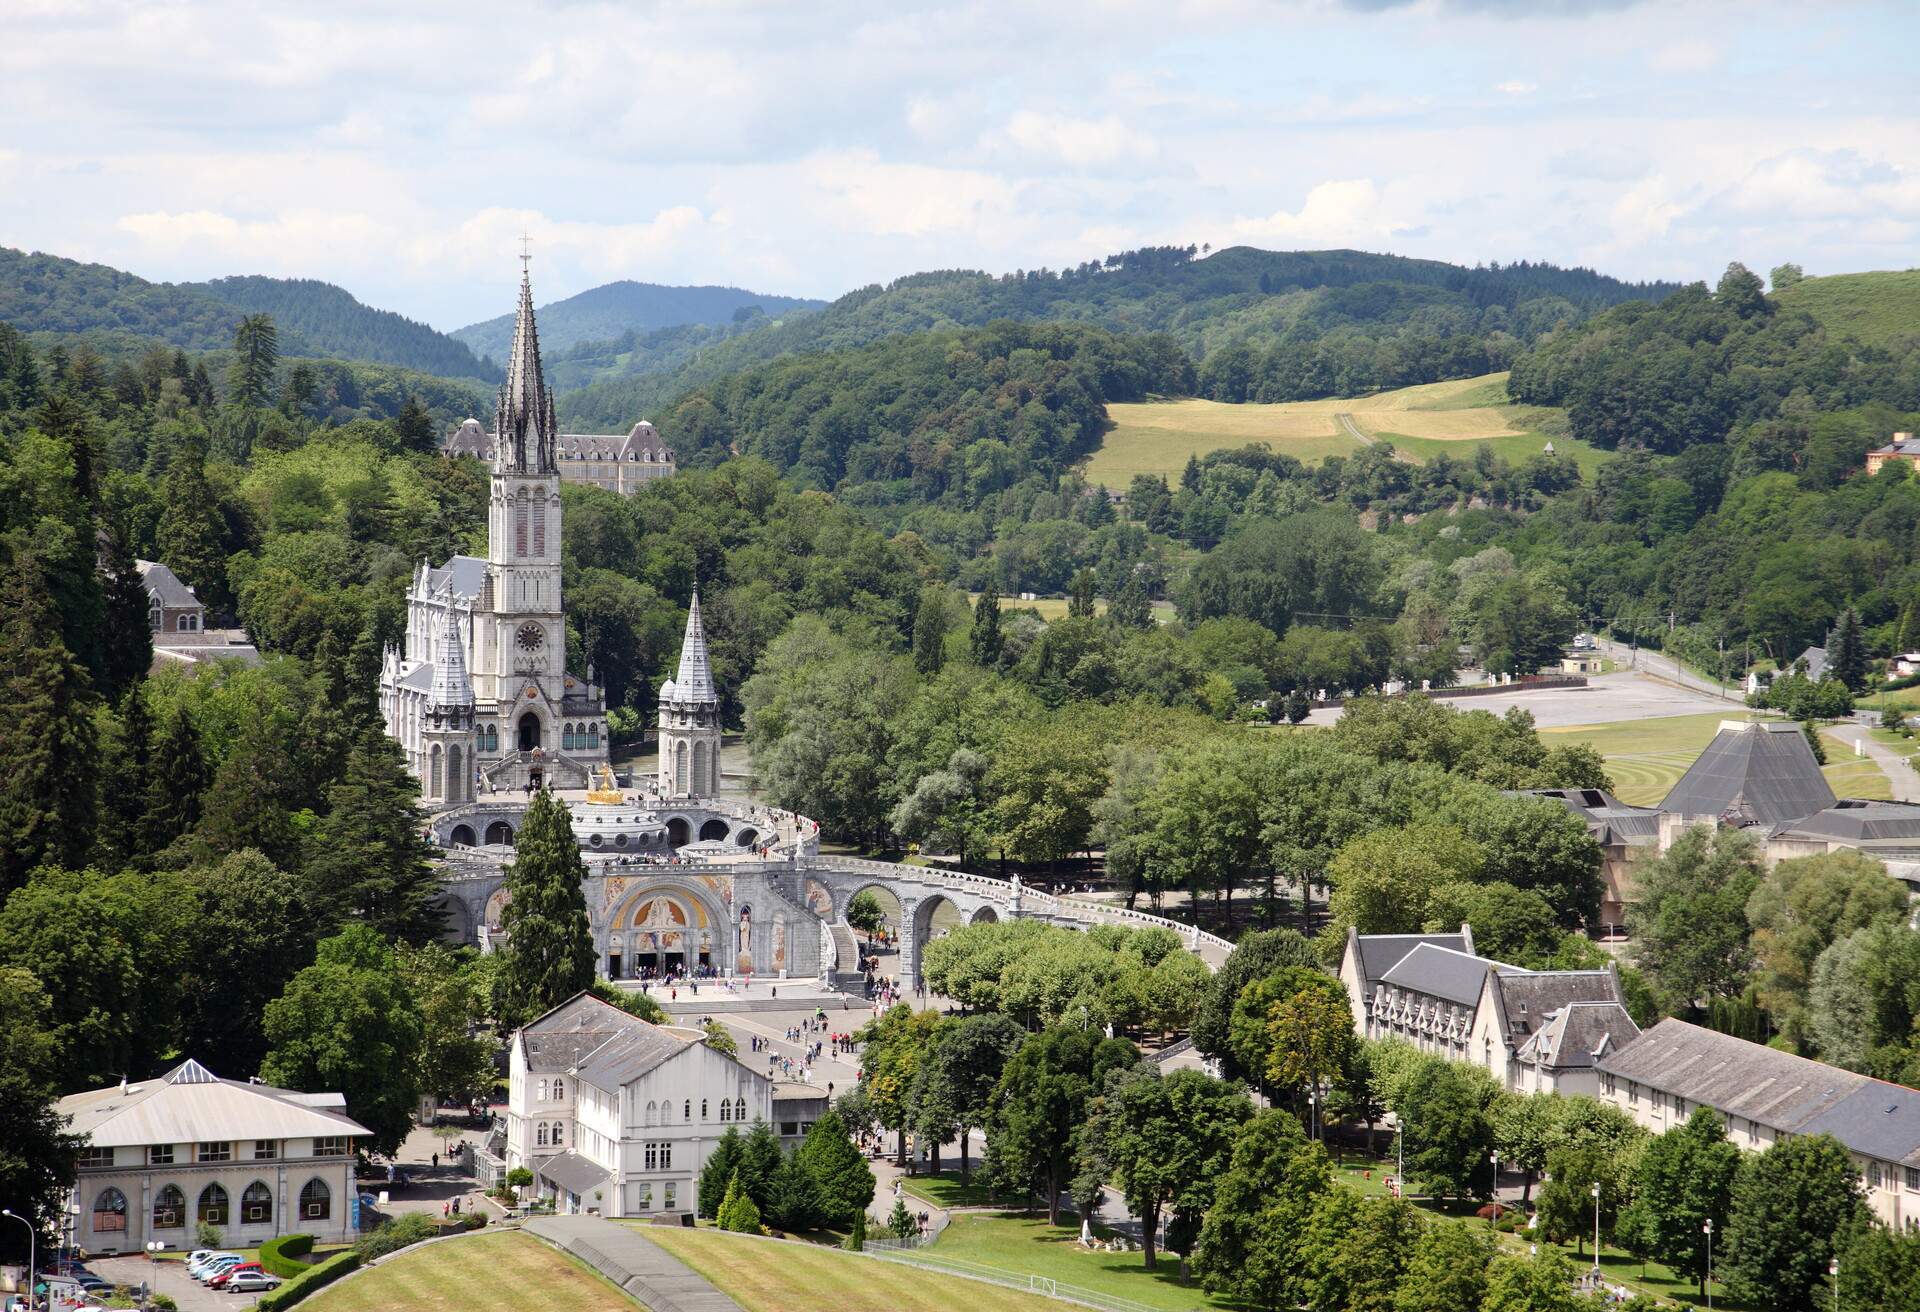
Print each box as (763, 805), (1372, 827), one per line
(198, 1183), (228, 1226)
(701, 1099), (708, 1119)
(300, 1179), (330, 1221)
(720, 1100), (731, 1123)
(550, 1121), (564, 1147)
(515, 489), (529, 557)
(674, 741), (688, 793)
(562, 723), (575, 751)
(449, 745), (463, 802)
(429, 744), (443, 798)
(532, 495), (547, 556)
(645, 1100), (657, 1127)
(536, 1124), (549, 1147)
(684, 1100), (692, 1121)
(735, 1097), (746, 1121)
(692, 740), (708, 795)
(92, 1187), (127, 1234)
(176, 614), (193, 632)
(152, 1185), (184, 1229)
(587, 724), (599, 749)
(242, 1181), (273, 1224)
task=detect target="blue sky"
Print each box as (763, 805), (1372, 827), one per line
(1, 0), (1915, 330)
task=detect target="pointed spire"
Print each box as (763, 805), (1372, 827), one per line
(669, 590), (717, 704)
(494, 262), (557, 475)
(430, 608), (474, 709)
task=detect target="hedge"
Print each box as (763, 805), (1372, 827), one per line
(256, 1250), (360, 1310)
(258, 1233), (316, 1278)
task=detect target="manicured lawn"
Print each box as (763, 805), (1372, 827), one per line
(900, 1170), (1021, 1210)
(646, 1225), (1062, 1312)
(928, 1212), (1228, 1311)
(1541, 712), (1777, 806)
(1774, 269), (1920, 348)
(304, 1230), (633, 1312)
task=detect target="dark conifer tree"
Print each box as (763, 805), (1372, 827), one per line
(155, 443), (229, 612)
(97, 515), (153, 705)
(108, 685), (154, 864)
(0, 545), (100, 895)
(1181, 453), (1203, 493)
(911, 584), (948, 676)
(228, 314), (280, 410)
(969, 582), (1004, 669)
(142, 702), (210, 858)
(392, 393), (437, 455)
(1829, 607), (1867, 692)
(195, 711), (303, 872)
(305, 731), (441, 943)
(1068, 568), (1097, 620)
(498, 788), (596, 1025)
(1109, 569), (1153, 631)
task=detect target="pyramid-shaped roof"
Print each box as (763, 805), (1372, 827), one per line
(1661, 720), (1835, 826)
(429, 608), (474, 709)
(494, 268), (557, 475)
(662, 590), (717, 705)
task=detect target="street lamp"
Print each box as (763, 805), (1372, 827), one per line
(1830, 1258), (1840, 1311)
(1589, 1182), (1603, 1284)
(1702, 1219), (1713, 1311)
(1489, 1153), (1501, 1226)
(1, 1208), (35, 1312)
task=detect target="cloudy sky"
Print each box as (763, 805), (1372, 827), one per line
(3, 0), (1915, 330)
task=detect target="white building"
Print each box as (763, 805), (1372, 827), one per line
(56, 1059), (370, 1253)
(506, 992), (821, 1217)
(1598, 1019), (1920, 1230)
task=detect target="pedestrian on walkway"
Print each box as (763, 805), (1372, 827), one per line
(432, 1152), (439, 1169)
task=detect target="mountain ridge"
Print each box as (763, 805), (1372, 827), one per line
(450, 278), (828, 364)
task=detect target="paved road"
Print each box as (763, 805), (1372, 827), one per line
(527, 1215), (742, 1312)
(1594, 637), (1743, 702)
(1824, 723), (1920, 802)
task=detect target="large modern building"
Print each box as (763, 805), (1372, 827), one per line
(1597, 1019), (1920, 1229)
(381, 266), (612, 800)
(1337, 928), (1639, 1096)
(57, 1059), (370, 1253)
(501, 992), (826, 1217)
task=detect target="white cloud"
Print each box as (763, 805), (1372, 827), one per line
(1494, 80), (1537, 95)
(1227, 179), (1422, 244)
(1646, 40), (1720, 73)
(1003, 111), (1158, 168)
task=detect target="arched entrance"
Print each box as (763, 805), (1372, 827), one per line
(620, 890), (714, 978)
(518, 712), (542, 752)
(666, 817), (691, 848)
(735, 827), (761, 849)
(484, 821), (515, 846)
(450, 824), (477, 847)
(698, 818), (730, 843)
(969, 905), (1000, 925)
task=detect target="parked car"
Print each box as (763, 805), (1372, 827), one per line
(187, 1250), (238, 1277)
(224, 1270), (281, 1293)
(208, 1262), (264, 1289)
(197, 1256), (247, 1282)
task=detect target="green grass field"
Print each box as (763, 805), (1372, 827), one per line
(646, 1225), (1064, 1312)
(304, 1231), (633, 1312)
(928, 1213), (1228, 1311)
(1774, 269), (1920, 347)
(900, 1169), (1020, 1210)
(1090, 372), (1598, 485)
(1541, 712), (1894, 804)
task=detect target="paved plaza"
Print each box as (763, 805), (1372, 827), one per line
(1304, 667), (1733, 730)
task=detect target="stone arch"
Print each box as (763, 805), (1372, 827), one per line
(802, 879), (834, 918)
(698, 817), (730, 843)
(608, 880), (725, 976)
(435, 896), (475, 945)
(970, 904), (1000, 924)
(666, 816), (691, 847)
(518, 711), (542, 752)
(449, 823), (477, 847)
(735, 826), (761, 848)
(484, 886), (512, 929)
(485, 820), (516, 846)
(843, 882), (903, 936)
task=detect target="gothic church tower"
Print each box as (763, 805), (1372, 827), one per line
(657, 592), (721, 798)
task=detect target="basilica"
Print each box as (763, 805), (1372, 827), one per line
(379, 264), (616, 799)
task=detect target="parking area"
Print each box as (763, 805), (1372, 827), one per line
(85, 1254), (269, 1311)
(1304, 669), (1732, 730)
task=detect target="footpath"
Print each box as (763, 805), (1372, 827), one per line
(526, 1215), (743, 1312)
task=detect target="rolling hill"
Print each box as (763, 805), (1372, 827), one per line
(1773, 269), (1920, 347)
(451, 279), (826, 364)
(194, 275), (501, 381)
(557, 245), (1681, 429)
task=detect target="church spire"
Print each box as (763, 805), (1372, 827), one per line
(494, 260), (557, 475)
(670, 590), (717, 704)
(429, 608), (474, 710)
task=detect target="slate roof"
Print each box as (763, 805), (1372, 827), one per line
(59, 1059), (369, 1148)
(535, 1150), (611, 1196)
(1598, 1019), (1868, 1133)
(1770, 799), (1920, 848)
(1801, 1084), (1920, 1169)
(1522, 787), (1662, 845)
(1661, 721), (1836, 826)
(396, 661), (434, 692)
(575, 1024), (692, 1089)
(661, 591), (717, 705)
(1515, 1002), (1640, 1071)
(1381, 943), (1518, 1006)
(1352, 931), (1472, 993)
(426, 555), (488, 601)
(518, 991), (693, 1091)
(446, 419), (672, 465)
(1485, 970), (1622, 1042)
(137, 560), (201, 610)
(1798, 646), (1830, 682)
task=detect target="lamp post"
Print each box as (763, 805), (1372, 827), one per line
(1702, 1219), (1713, 1311)
(1830, 1258), (1840, 1311)
(1, 1208), (34, 1312)
(1589, 1182), (1603, 1285)
(1490, 1153), (1501, 1225)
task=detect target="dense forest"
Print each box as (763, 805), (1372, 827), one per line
(196, 275), (500, 381)
(559, 245), (1679, 427)
(452, 277), (825, 364)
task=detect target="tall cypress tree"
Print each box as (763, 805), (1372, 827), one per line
(0, 544), (100, 895)
(499, 788), (596, 1024)
(1829, 607), (1867, 692)
(306, 731), (441, 943)
(911, 584), (948, 676)
(97, 515), (153, 705)
(969, 582), (1004, 669)
(155, 444), (228, 612)
(108, 685), (155, 867)
(142, 702), (210, 858)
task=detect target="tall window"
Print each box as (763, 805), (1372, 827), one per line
(300, 1179), (331, 1221)
(255, 1140), (278, 1160)
(198, 1184), (228, 1226)
(537, 1125), (549, 1148)
(532, 496), (547, 556)
(515, 490), (529, 557)
(449, 746), (463, 802)
(152, 1185), (184, 1230)
(719, 1100), (730, 1123)
(684, 1100), (691, 1121)
(734, 1097), (746, 1121)
(199, 1141), (231, 1162)
(92, 1188), (127, 1233)
(243, 1182), (273, 1224)
(554, 1079), (565, 1100)
(701, 1099), (708, 1120)
(429, 745), (443, 797)
(538, 1079), (549, 1102)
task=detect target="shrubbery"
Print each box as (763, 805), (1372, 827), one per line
(353, 1212), (437, 1261)
(257, 1232), (316, 1277)
(254, 1251), (361, 1311)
